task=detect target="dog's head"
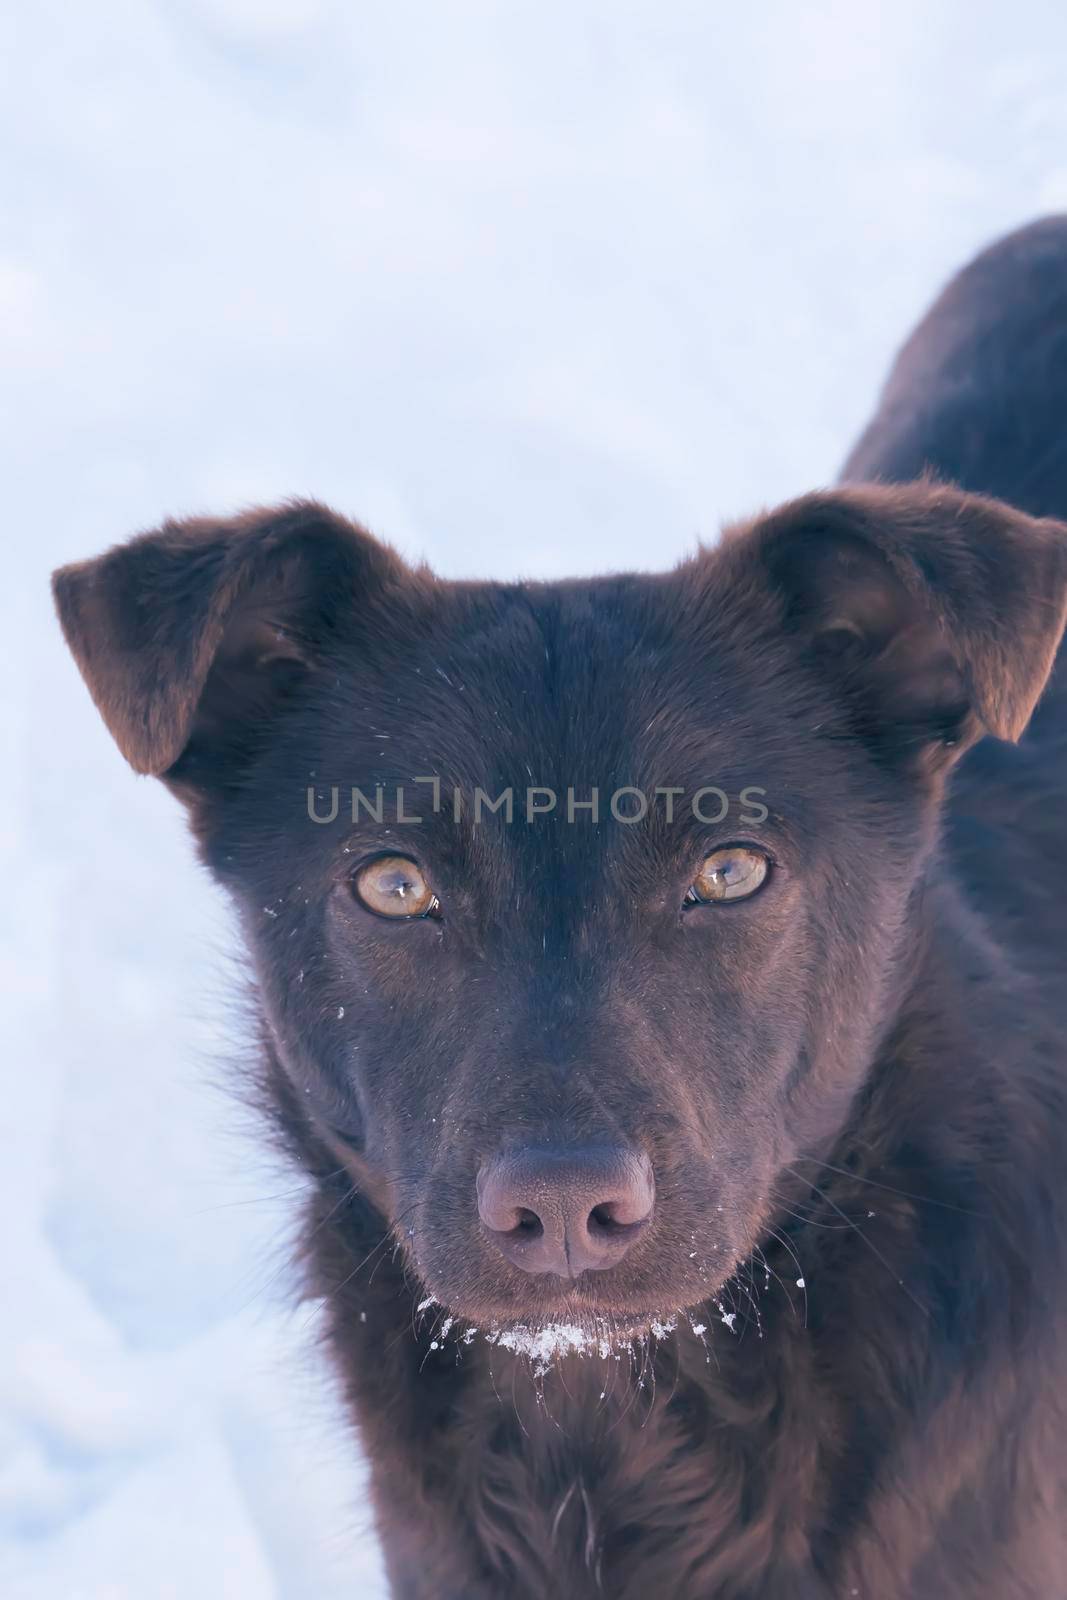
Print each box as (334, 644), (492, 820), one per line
(54, 484), (1067, 1335)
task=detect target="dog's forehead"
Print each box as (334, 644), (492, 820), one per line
(331, 570), (787, 781)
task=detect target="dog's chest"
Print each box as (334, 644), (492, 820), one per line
(462, 1349), (833, 1600)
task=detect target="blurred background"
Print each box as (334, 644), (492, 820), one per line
(4, 2), (1067, 1594)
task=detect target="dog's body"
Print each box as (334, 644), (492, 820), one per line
(54, 219), (1067, 1598)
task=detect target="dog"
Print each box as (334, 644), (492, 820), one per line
(53, 217), (1067, 1598)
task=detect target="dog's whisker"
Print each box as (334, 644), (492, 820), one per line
(300, 1200), (422, 1334)
(767, 1191), (871, 1232)
(784, 1168), (930, 1319)
(223, 1177), (366, 1319)
(751, 1241), (794, 1312)
(762, 1226), (809, 1329)
(790, 1155), (985, 1217)
(187, 1174), (331, 1216)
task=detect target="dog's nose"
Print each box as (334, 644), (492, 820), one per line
(477, 1146), (655, 1277)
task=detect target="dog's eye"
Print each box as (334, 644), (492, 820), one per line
(352, 856), (440, 920)
(685, 846), (769, 905)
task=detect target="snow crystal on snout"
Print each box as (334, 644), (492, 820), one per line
(483, 1315), (680, 1376)
(489, 1323), (593, 1363)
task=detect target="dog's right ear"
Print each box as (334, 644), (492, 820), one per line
(52, 500), (408, 782)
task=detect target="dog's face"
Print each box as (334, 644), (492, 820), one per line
(54, 486), (1067, 1334)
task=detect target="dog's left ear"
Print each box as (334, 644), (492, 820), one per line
(725, 482), (1067, 755)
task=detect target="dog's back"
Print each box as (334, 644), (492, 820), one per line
(843, 215), (1067, 523)
(845, 216), (1067, 980)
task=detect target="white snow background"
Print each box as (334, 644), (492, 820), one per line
(4, 2), (1067, 1595)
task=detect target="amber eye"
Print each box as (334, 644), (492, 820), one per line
(685, 846), (769, 905)
(352, 856), (439, 919)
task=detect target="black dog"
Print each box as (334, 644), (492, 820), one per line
(54, 218), (1067, 1598)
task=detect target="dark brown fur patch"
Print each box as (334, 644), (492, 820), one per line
(53, 218), (1067, 1598)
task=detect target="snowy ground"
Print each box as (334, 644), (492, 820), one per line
(4, 2), (1067, 1595)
